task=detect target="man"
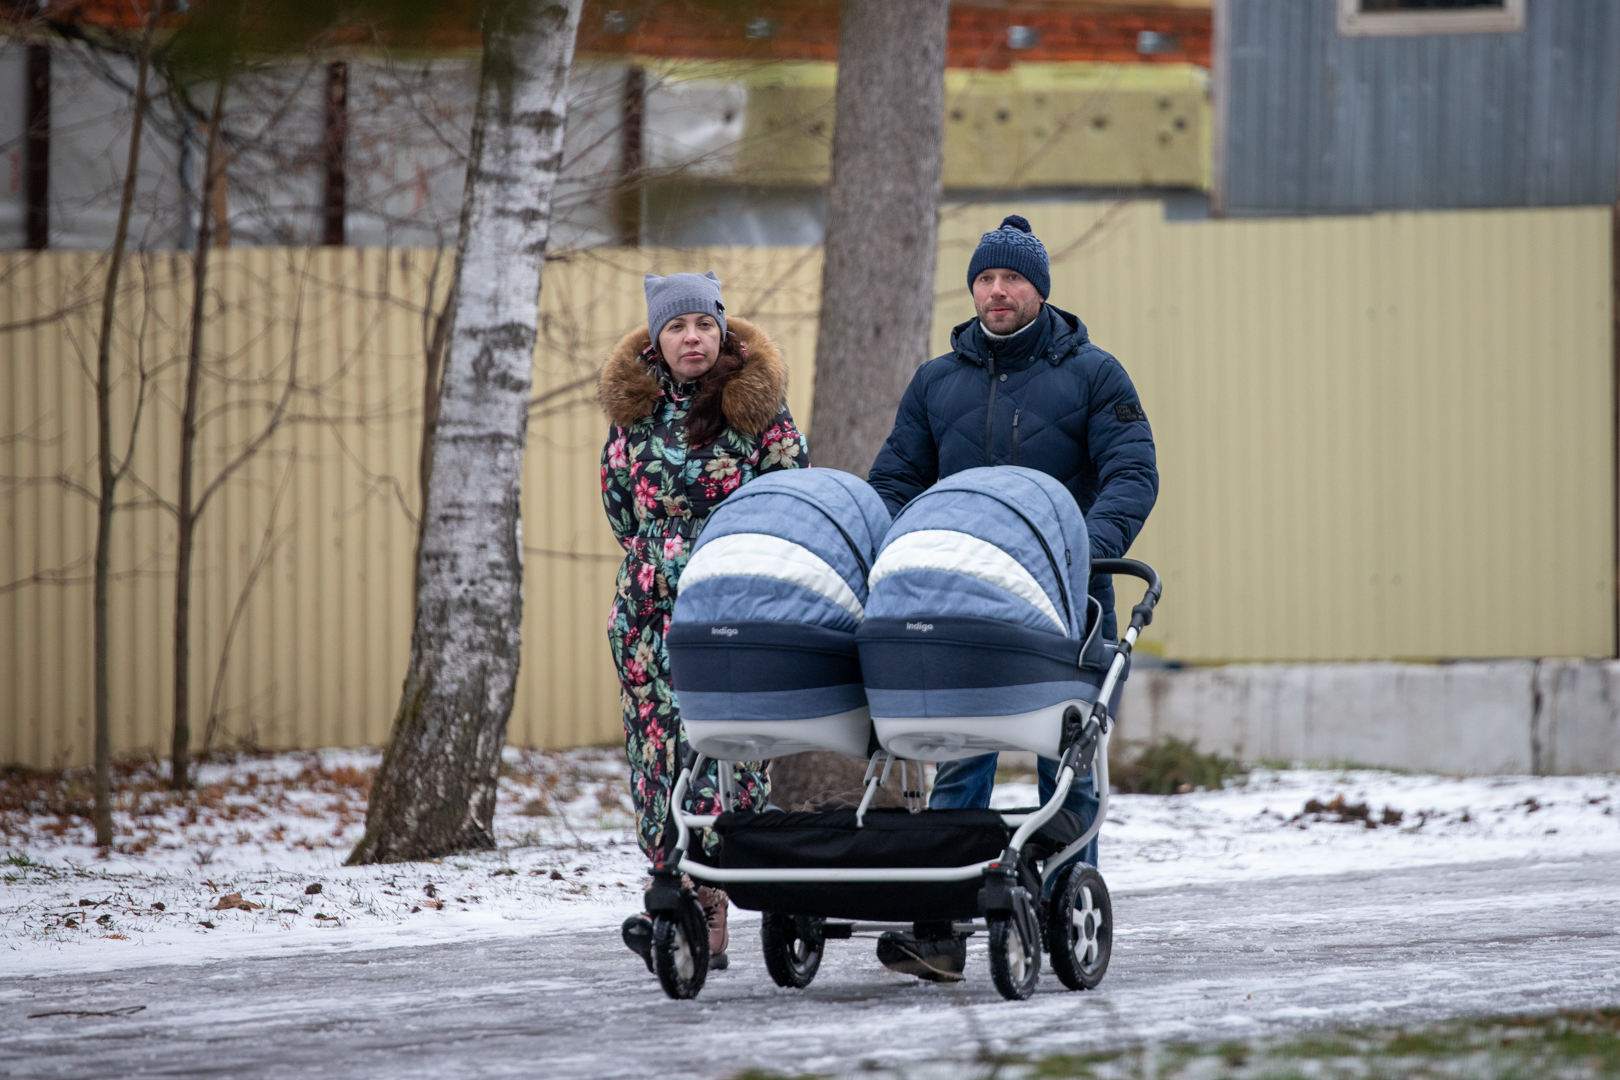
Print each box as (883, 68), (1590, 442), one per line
(866, 214), (1158, 981)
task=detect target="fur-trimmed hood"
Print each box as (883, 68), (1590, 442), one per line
(597, 316), (788, 437)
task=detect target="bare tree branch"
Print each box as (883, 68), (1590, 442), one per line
(523, 545), (620, 563)
(0, 300), (99, 335)
(0, 558), (166, 597)
(527, 371), (597, 412)
(0, 556), (92, 597)
(203, 460), (297, 753)
(193, 248), (308, 517)
(111, 257), (159, 486)
(0, 473), (101, 503)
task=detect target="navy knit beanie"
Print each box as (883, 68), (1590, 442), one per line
(966, 215), (1050, 299)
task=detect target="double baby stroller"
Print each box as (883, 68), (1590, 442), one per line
(650, 466), (1162, 1001)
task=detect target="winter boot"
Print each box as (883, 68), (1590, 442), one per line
(696, 885), (730, 971)
(621, 913), (654, 972)
(876, 924), (967, 982)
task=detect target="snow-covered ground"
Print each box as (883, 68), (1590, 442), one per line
(3, 749), (1617, 979)
(0, 748), (651, 977)
(5, 752), (1620, 1079)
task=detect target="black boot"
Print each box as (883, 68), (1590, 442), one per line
(621, 913), (654, 972)
(876, 924), (967, 983)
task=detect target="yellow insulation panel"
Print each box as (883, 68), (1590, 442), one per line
(651, 60), (1211, 189)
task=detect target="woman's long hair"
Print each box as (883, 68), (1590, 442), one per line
(680, 330), (748, 446)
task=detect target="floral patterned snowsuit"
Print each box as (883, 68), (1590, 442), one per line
(601, 344), (809, 860)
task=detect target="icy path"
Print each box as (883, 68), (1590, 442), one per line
(5, 851), (1620, 1079)
(5, 760), (1620, 1077)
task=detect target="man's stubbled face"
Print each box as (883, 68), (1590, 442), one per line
(972, 268), (1043, 336)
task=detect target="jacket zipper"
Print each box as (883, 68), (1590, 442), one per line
(1012, 409), (1022, 467)
(983, 345), (998, 468)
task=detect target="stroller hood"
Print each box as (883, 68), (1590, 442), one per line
(671, 469), (888, 756)
(674, 468), (891, 633)
(866, 467), (1090, 640)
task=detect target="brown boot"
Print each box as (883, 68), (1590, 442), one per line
(696, 885), (730, 970)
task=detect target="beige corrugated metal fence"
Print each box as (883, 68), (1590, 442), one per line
(2, 204), (1611, 768)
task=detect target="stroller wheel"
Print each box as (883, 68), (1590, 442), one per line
(652, 892), (710, 1000)
(760, 912), (825, 988)
(1047, 864), (1112, 991)
(988, 915), (1040, 1000)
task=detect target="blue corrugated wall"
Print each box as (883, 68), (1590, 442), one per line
(1224, 0), (1620, 213)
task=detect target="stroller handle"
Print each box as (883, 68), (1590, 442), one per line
(1090, 558), (1162, 634)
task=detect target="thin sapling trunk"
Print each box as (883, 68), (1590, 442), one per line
(171, 76), (229, 792)
(92, 6), (160, 846)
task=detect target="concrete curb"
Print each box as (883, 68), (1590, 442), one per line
(1118, 660), (1620, 775)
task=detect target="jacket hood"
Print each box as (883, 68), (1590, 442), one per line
(597, 315), (788, 436)
(949, 303), (1090, 367)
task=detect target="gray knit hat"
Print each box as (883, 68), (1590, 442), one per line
(644, 271), (726, 341)
(966, 214), (1050, 299)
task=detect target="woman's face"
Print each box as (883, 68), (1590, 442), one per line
(658, 313), (722, 382)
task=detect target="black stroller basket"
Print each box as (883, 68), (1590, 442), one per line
(712, 805), (1088, 922)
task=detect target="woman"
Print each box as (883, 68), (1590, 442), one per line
(599, 271), (809, 970)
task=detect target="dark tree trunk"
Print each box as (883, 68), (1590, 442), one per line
(774, 0), (951, 811)
(809, 0), (949, 474)
(615, 64), (643, 246)
(25, 42), (49, 251)
(171, 78), (229, 792)
(322, 60), (347, 247)
(93, 8), (159, 846)
(349, 0), (584, 864)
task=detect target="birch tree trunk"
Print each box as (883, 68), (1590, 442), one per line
(412, 261), (454, 611)
(348, 0), (584, 864)
(773, 0), (951, 812)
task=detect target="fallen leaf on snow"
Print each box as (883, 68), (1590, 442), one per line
(212, 893), (262, 911)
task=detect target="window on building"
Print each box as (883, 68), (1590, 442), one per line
(1338, 0), (1524, 35)
(1362, 0), (1503, 9)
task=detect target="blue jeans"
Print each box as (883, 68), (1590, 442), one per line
(929, 753), (1099, 895)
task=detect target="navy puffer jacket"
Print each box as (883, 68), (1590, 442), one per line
(868, 303), (1158, 639)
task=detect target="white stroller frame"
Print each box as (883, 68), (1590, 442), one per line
(642, 559), (1162, 1001)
